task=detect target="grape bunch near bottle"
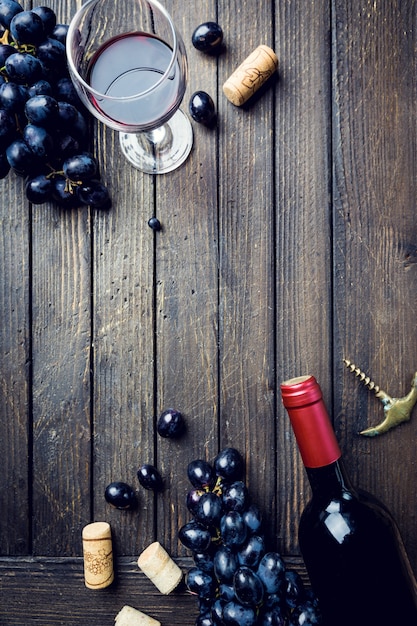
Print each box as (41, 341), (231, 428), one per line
(179, 448), (322, 626)
(0, 1), (111, 209)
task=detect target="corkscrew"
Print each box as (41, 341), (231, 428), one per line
(343, 359), (417, 436)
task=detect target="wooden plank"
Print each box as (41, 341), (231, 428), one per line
(0, 556), (308, 626)
(86, 28), (156, 555)
(215, 0), (277, 550)
(0, 159), (29, 555)
(90, 123), (155, 556)
(332, 0), (417, 574)
(273, 0), (332, 556)
(154, 0), (220, 555)
(29, 0), (92, 556)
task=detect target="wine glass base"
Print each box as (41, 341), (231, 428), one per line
(119, 109), (193, 174)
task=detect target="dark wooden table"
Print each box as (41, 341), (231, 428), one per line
(1, 0), (417, 624)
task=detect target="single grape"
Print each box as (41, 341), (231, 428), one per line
(284, 570), (305, 609)
(189, 91), (216, 126)
(237, 534), (265, 568)
(0, 81), (29, 112)
(188, 459), (215, 488)
(57, 101), (88, 138)
(195, 491), (223, 527)
(213, 544), (238, 583)
(242, 504), (262, 533)
(217, 583), (233, 602)
(22, 124), (53, 160)
(191, 22), (223, 54)
(220, 511), (247, 548)
(50, 23), (69, 45)
(196, 612), (215, 626)
(222, 600), (257, 626)
(0, 0), (23, 30)
(233, 566), (264, 607)
(222, 480), (249, 512)
(179, 520), (212, 552)
(187, 487), (205, 516)
(214, 448), (244, 481)
(25, 173), (53, 204)
(104, 481), (137, 510)
(148, 216), (162, 231)
(288, 601), (322, 625)
(54, 133), (86, 159)
(6, 138), (38, 176)
(54, 77), (82, 108)
(211, 598), (226, 626)
(63, 153), (97, 181)
(257, 552), (286, 595)
(36, 37), (66, 72)
(51, 175), (80, 208)
(186, 567), (216, 600)
(193, 550), (215, 574)
(10, 10), (45, 45)
(0, 43), (16, 67)
(157, 408), (185, 438)
(32, 6), (56, 35)
(259, 606), (286, 626)
(136, 463), (163, 491)
(25, 94), (59, 128)
(198, 598), (212, 617)
(77, 179), (111, 210)
(5, 52), (44, 84)
(27, 79), (53, 98)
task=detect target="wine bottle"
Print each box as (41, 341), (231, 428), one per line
(280, 374), (417, 625)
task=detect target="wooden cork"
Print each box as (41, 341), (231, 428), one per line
(223, 44), (278, 106)
(137, 541), (183, 594)
(115, 605), (161, 626)
(82, 521), (114, 589)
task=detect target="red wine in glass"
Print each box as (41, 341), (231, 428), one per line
(87, 32), (183, 130)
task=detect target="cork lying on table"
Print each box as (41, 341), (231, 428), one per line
(82, 521), (114, 590)
(223, 44), (279, 106)
(137, 541), (183, 594)
(115, 605), (161, 626)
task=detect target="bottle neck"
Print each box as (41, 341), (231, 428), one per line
(305, 458), (354, 500)
(281, 375), (341, 468)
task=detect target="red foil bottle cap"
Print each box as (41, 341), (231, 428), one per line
(281, 375), (341, 468)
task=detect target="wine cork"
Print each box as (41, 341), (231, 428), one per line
(223, 44), (278, 106)
(115, 605), (161, 626)
(137, 541), (183, 594)
(82, 521), (114, 589)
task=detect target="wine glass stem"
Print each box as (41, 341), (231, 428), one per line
(145, 124), (173, 151)
(119, 109), (193, 174)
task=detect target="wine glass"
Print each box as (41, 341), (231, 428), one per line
(66, 0), (193, 174)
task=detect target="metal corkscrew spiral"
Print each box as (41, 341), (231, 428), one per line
(343, 359), (417, 436)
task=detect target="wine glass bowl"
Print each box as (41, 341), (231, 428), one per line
(66, 0), (193, 174)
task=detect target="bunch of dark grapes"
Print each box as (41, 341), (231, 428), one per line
(0, 1), (111, 209)
(179, 448), (322, 626)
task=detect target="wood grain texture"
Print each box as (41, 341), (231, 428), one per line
(0, 165), (29, 555)
(273, 0), (332, 555)
(0, 556), (307, 626)
(1, 0), (417, 622)
(332, 0), (417, 571)
(29, 0), (92, 557)
(216, 0), (277, 550)
(154, 0), (220, 556)
(90, 105), (155, 556)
